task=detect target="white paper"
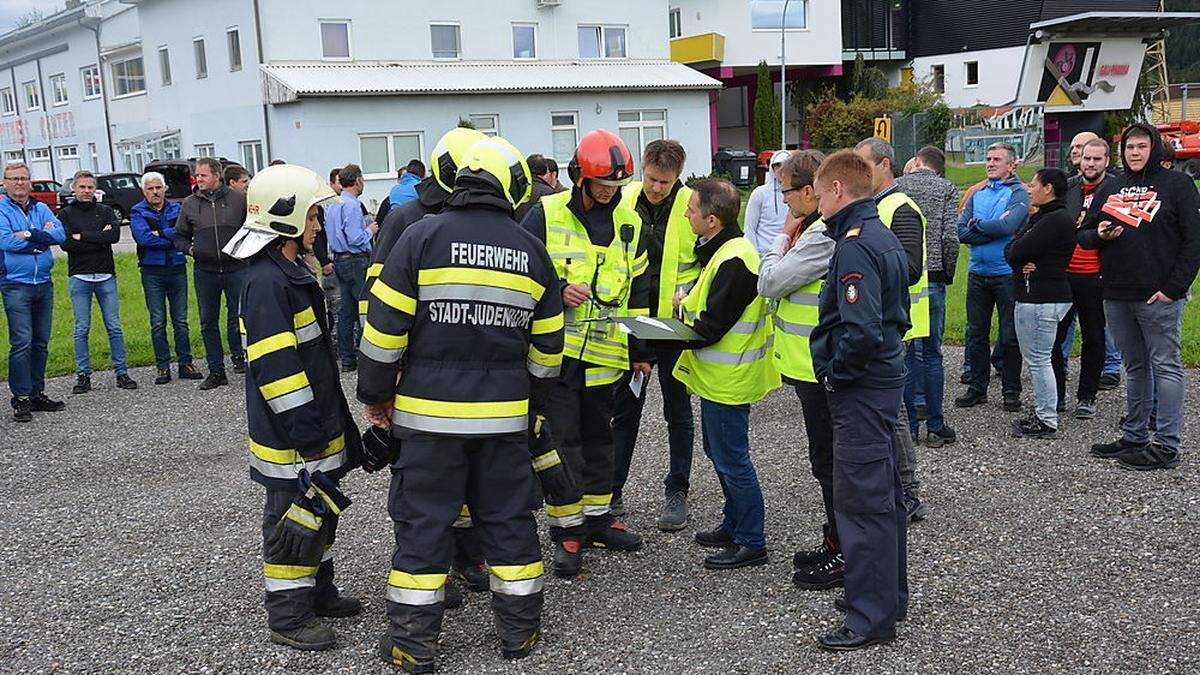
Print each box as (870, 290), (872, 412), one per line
(615, 321), (633, 335)
(629, 370), (646, 397)
(634, 315), (672, 331)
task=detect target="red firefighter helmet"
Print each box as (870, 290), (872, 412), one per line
(568, 129), (635, 187)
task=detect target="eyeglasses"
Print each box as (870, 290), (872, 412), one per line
(3, 176), (29, 182)
(781, 186), (805, 195)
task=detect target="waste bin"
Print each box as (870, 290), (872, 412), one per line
(712, 150), (758, 187)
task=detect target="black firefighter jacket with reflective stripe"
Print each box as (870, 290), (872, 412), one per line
(357, 203), (565, 439)
(240, 246), (361, 489)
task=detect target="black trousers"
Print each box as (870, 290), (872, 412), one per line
(540, 359), (617, 536)
(386, 433), (543, 662)
(793, 381), (837, 544)
(1052, 273), (1106, 405)
(611, 347), (696, 497)
(829, 385), (908, 638)
(261, 487), (339, 632)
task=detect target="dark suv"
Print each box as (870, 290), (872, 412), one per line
(143, 157), (241, 202)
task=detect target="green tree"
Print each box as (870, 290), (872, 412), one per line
(850, 54), (889, 100)
(457, 117), (476, 129)
(753, 60), (781, 151)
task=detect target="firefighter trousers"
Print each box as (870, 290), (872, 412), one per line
(261, 487), (340, 632)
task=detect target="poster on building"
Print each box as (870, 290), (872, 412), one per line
(962, 134), (1027, 165)
(1016, 37), (1147, 112)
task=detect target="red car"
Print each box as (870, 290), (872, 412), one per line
(30, 180), (62, 211)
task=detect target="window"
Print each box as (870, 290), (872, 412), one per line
(111, 56), (146, 97)
(158, 47), (172, 86)
(194, 144), (215, 158)
(193, 38), (207, 79)
(320, 20), (351, 60)
(1, 88), (15, 115)
(669, 8), (682, 38)
(57, 146), (79, 159)
(551, 112), (578, 164)
(618, 110), (667, 178)
(88, 142), (98, 172)
(29, 148), (49, 160)
(23, 80), (41, 111)
(931, 64), (945, 93)
(227, 28), (242, 71)
(512, 23), (536, 59)
(81, 65), (102, 99)
(50, 74), (68, 106)
(469, 114), (499, 137)
(431, 24), (461, 59)
(239, 140), (265, 175)
(965, 61), (979, 87)
(4, 150), (22, 163)
(578, 25), (627, 59)
(358, 132), (423, 178)
(750, 0), (807, 30)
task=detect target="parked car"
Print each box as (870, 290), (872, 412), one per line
(58, 172), (144, 222)
(143, 157), (242, 202)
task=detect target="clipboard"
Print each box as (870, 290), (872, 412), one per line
(612, 316), (702, 341)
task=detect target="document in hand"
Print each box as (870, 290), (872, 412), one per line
(612, 315), (703, 341)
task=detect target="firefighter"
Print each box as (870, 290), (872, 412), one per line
(358, 136), (564, 672)
(221, 164), (363, 651)
(520, 129), (651, 577)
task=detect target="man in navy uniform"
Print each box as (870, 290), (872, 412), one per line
(809, 151), (911, 651)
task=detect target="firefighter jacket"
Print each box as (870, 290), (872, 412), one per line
(357, 196), (565, 438)
(239, 245), (361, 489)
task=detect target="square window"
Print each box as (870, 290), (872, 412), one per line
(469, 114), (499, 136)
(618, 109), (668, 179)
(81, 65), (102, 99)
(604, 27), (626, 58)
(239, 140), (265, 175)
(23, 80), (41, 111)
(551, 111), (578, 164)
(228, 28), (243, 72)
(159, 47), (172, 86)
(392, 135), (421, 169)
(320, 21), (351, 59)
(578, 26), (601, 58)
(965, 61), (979, 87)
(50, 74), (68, 105)
(579, 26), (627, 59)
(513, 24), (536, 59)
(0, 88), (14, 115)
(359, 133), (423, 178)
(111, 57), (146, 97)
(750, 0), (807, 30)
(194, 144), (215, 158)
(194, 39), (208, 79)
(431, 24), (461, 59)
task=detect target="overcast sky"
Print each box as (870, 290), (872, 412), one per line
(0, 0), (73, 32)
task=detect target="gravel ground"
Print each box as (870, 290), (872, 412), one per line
(1, 346), (1198, 674)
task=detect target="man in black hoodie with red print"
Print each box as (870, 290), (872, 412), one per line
(1080, 123), (1200, 471)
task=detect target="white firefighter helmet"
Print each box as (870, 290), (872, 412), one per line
(223, 164), (339, 259)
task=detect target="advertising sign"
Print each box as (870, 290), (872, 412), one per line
(1017, 37), (1147, 112)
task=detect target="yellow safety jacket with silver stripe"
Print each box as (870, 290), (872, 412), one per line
(620, 182), (701, 318)
(540, 190), (648, 387)
(357, 205), (565, 438)
(674, 236), (781, 405)
(238, 247), (361, 490)
(877, 191), (930, 339)
(771, 221), (825, 384)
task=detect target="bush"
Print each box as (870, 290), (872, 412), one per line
(685, 170), (734, 188)
(923, 102), (954, 147)
(805, 92), (895, 150)
(752, 60), (781, 152)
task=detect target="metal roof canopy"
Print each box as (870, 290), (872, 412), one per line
(262, 59), (722, 104)
(1030, 11), (1200, 37)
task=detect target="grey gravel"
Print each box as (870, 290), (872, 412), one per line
(1, 346), (1198, 674)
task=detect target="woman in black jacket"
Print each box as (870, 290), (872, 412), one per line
(1005, 168), (1076, 438)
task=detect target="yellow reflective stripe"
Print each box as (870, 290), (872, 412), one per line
(545, 502), (582, 517)
(490, 562), (544, 582)
(371, 280), (418, 314)
(532, 450), (561, 471)
(581, 493), (611, 506)
(388, 571), (448, 590)
(247, 332), (297, 361)
(460, 505), (471, 517)
(239, 318), (246, 334)
(626, 307), (649, 317)
(418, 267), (545, 301)
(259, 371), (311, 400)
(285, 504), (321, 531)
(362, 321), (409, 349)
(394, 395), (528, 419)
(293, 306), (316, 329)
(531, 313), (564, 335)
(366, 262), (384, 280)
(264, 563), (319, 580)
(527, 344), (562, 368)
(250, 434), (346, 464)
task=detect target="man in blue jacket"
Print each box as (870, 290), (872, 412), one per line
(0, 161), (67, 422)
(955, 142), (1028, 412)
(131, 171), (203, 385)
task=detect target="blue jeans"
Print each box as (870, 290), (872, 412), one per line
(965, 273), (1021, 395)
(1015, 302), (1071, 428)
(1103, 329), (1122, 376)
(1105, 299), (1186, 453)
(141, 265), (193, 369)
(699, 398), (765, 549)
(2, 281), (54, 400)
(905, 282), (947, 434)
(333, 255), (369, 365)
(69, 276), (128, 376)
(194, 267), (245, 374)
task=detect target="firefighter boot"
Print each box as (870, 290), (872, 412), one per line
(553, 539), (583, 578)
(587, 519), (643, 552)
(378, 634), (436, 673)
(270, 618), (336, 651)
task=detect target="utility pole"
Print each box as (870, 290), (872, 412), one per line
(780, 0), (791, 149)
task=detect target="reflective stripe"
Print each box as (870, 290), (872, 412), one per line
(532, 313), (564, 335)
(728, 318), (765, 334)
(547, 225), (579, 238)
(322, 548), (335, 562)
(293, 307), (316, 329)
(419, 267), (545, 301)
(387, 586), (445, 606)
(526, 360), (561, 379)
(584, 367), (622, 387)
(264, 563), (317, 592)
(787, 290), (821, 306)
(395, 395), (527, 418)
(361, 322), (409, 363)
(527, 345), (562, 377)
(247, 332), (297, 361)
(260, 371), (310, 400)
(285, 503), (321, 531)
(366, 262), (383, 280)
(419, 283), (537, 310)
(545, 502), (582, 518)
(371, 280), (418, 314)
(532, 450), (561, 471)
(489, 563), (545, 596)
(392, 411), (527, 435)
(581, 493), (610, 516)
(911, 289), (928, 302)
(389, 570), (448, 590)
(249, 435), (347, 479)
(267, 386), (314, 414)
(387, 571), (448, 605)
(360, 339), (405, 364)
(691, 337), (774, 366)
(295, 321), (322, 344)
(251, 435), (345, 464)
(773, 314), (814, 337)
(490, 576), (544, 596)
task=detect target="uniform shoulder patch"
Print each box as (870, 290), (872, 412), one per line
(845, 283), (859, 303)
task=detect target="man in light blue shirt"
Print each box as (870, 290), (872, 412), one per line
(323, 163), (377, 370)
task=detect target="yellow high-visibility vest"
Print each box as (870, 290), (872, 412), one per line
(771, 220), (825, 383)
(877, 190), (930, 339)
(621, 182), (700, 317)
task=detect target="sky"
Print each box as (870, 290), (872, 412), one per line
(0, 0), (73, 33)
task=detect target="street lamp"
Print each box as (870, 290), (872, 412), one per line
(780, 0), (792, 150)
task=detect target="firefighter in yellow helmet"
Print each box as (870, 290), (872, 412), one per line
(221, 164), (363, 651)
(359, 136), (563, 672)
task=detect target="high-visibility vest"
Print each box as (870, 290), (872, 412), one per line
(542, 190), (647, 387)
(877, 191), (930, 340)
(674, 235), (780, 405)
(621, 182), (701, 318)
(771, 220), (825, 383)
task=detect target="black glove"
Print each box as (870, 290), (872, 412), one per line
(264, 469), (352, 563)
(360, 426), (401, 473)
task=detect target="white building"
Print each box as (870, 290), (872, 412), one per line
(0, 0), (720, 207)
